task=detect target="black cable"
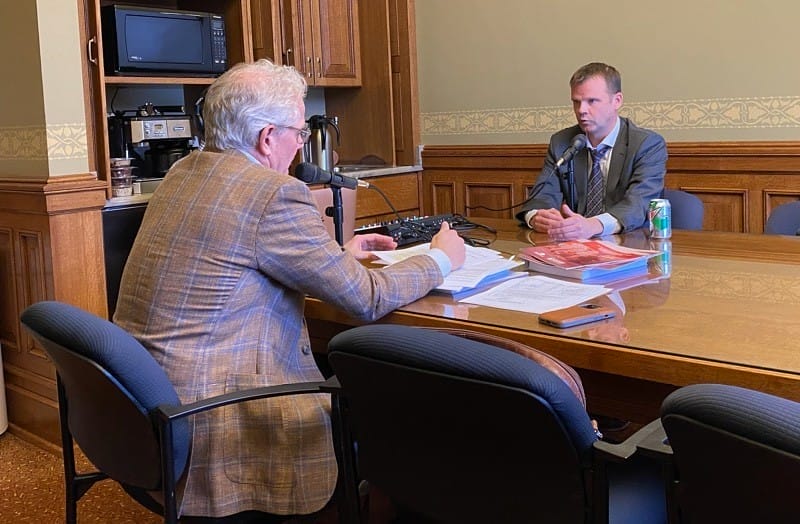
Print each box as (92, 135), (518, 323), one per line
(464, 162), (563, 212)
(366, 184), (403, 221)
(364, 184), (434, 242)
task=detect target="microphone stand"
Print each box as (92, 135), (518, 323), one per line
(567, 160), (577, 211)
(557, 162), (576, 211)
(326, 186), (345, 246)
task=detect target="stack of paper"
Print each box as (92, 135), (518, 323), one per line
(519, 240), (658, 283)
(371, 244), (525, 297)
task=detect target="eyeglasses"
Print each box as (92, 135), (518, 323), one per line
(274, 124), (311, 143)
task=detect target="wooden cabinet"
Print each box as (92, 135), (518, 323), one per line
(355, 171), (422, 225)
(0, 0), (255, 449)
(253, 0), (361, 87)
(252, 0), (420, 167)
(86, 0), (254, 197)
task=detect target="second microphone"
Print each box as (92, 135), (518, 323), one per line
(294, 162), (370, 190)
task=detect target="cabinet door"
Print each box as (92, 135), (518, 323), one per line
(309, 0), (361, 86)
(273, 0), (361, 86)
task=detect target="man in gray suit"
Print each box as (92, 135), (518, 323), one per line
(517, 62), (667, 240)
(114, 59), (465, 521)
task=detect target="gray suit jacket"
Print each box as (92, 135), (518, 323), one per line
(516, 118), (667, 232)
(114, 149), (443, 518)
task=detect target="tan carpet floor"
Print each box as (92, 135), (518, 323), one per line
(0, 431), (161, 523)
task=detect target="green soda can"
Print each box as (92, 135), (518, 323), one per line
(649, 198), (672, 239)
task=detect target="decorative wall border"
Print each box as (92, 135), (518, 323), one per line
(0, 123), (87, 160)
(422, 96), (800, 136)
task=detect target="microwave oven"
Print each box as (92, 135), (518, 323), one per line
(101, 4), (227, 76)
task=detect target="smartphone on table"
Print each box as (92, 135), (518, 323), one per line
(538, 303), (616, 329)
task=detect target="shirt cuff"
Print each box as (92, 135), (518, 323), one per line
(594, 212), (622, 236)
(424, 248), (452, 277)
(524, 209), (538, 229)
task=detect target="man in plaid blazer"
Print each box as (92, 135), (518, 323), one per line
(114, 59), (465, 520)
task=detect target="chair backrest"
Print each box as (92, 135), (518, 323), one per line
(661, 383), (800, 523)
(20, 301), (190, 491)
(663, 189), (704, 230)
(764, 201), (800, 235)
(310, 185), (356, 243)
(328, 324), (598, 524)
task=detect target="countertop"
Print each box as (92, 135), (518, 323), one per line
(105, 164), (422, 208)
(335, 164), (422, 179)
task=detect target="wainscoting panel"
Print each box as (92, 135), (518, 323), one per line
(430, 181), (456, 216)
(464, 181), (516, 219)
(421, 142), (800, 233)
(0, 174), (108, 446)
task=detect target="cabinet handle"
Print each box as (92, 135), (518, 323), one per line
(87, 36), (97, 65)
(307, 56), (313, 78)
(284, 48), (293, 66)
(316, 57), (321, 77)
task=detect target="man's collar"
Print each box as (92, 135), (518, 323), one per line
(238, 148), (262, 165)
(598, 117), (621, 149)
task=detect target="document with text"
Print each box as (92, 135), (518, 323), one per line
(371, 243), (524, 295)
(459, 275), (610, 314)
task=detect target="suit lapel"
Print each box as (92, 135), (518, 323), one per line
(607, 118), (629, 194)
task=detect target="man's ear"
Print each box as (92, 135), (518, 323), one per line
(255, 125), (274, 157)
(613, 91), (623, 110)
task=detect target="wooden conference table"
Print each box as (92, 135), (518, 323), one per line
(305, 219), (800, 423)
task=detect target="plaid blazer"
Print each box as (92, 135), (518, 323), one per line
(114, 149), (442, 517)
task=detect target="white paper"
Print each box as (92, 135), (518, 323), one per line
(372, 243), (503, 266)
(460, 275), (610, 314)
(437, 258), (524, 291)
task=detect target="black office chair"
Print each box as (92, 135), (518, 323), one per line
(328, 324), (667, 524)
(663, 189), (704, 230)
(650, 383), (800, 524)
(764, 201), (800, 235)
(20, 301), (340, 524)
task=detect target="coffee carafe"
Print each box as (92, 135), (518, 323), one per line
(303, 115), (340, 172)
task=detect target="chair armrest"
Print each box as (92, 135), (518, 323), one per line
(591, 419), (669, 524)
(635, 419), (672, 460)
(155, 375), (341, 421)
(593, 419), (665, 462)
(319, 375), (341, 393)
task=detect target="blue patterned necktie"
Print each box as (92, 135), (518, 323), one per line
(585, 145), (610, 217)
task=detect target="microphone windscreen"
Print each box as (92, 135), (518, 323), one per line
(295, 162), (322, 184)
(572, 134), (588, 151)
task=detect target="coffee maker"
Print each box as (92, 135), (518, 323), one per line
(107, 103), (197, 180)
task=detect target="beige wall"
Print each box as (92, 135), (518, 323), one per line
(0, 0), (88, 178)
(416, 0), (800, 145)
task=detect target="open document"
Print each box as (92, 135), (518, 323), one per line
(371, 244), (525, 296)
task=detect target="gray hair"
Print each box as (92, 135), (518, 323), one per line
(202, 59), (307, 152)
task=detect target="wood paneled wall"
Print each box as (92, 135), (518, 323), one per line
(421, 142), (800, 233)
(0, 175), (107, 448)
(355, 171), (422, 225)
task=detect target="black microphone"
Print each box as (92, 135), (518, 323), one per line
(554, 134), (588, 169)
(294, 162), (369, 189)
